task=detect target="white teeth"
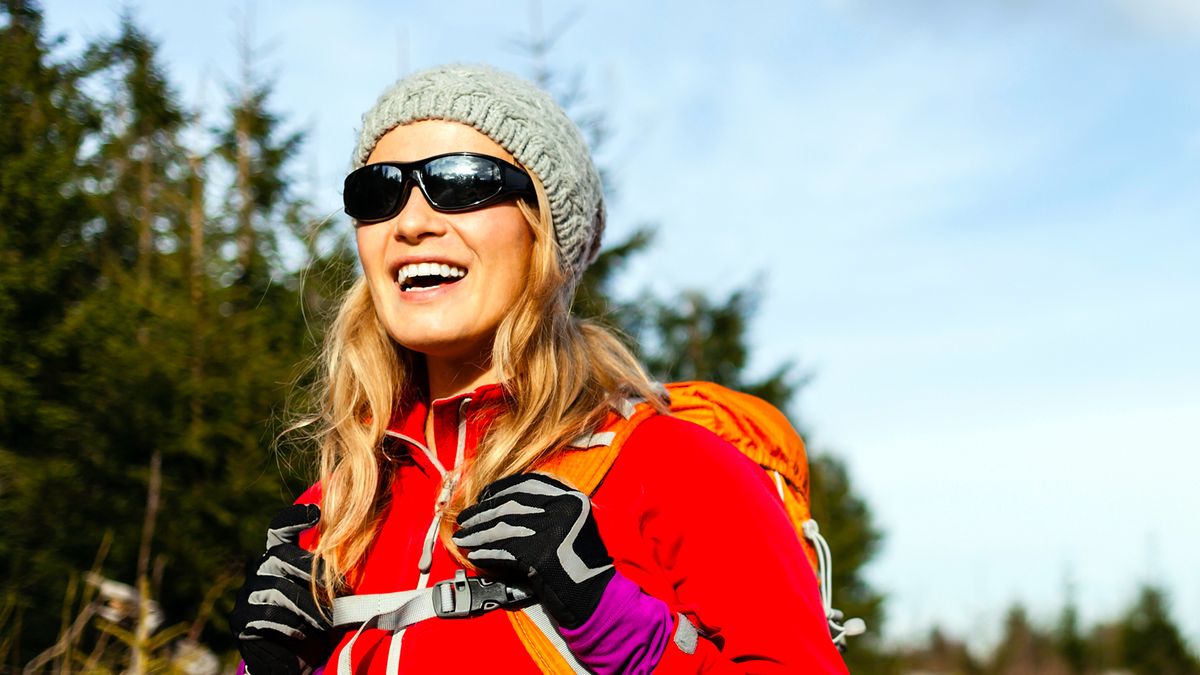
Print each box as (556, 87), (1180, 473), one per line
(395, 262), (468, 288)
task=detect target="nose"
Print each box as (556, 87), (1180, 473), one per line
(389, 177), (447, 244)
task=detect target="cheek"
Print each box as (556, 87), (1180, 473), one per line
(496, 232), (535, 296)
(465, 210), (536, 291)
(355, 228), (387, 278)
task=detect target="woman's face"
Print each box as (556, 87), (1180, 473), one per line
(356, 120), (534, 363)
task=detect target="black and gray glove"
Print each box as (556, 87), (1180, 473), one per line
(452, 473), (616, 629)
(230, 503), (331, 675)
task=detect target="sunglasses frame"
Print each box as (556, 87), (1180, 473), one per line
(344, 152), (535, 224)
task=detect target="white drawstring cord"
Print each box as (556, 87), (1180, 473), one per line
(385, 398), (472, 674)
(775, 471), (867, 650)
(800, 519), (866, 648)
(800, 519), (833, 615)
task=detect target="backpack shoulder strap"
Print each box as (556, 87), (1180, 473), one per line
(532, 398), (660, 496)
(507, 396), (661, 673)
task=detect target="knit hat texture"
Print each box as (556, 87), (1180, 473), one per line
(352, 64), (604, 284)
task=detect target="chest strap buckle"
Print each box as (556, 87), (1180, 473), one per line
(433, 569), (533, 618)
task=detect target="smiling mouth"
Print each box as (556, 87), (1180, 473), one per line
(397, 262), (468, 292)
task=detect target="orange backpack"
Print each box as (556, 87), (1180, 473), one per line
(510, 381), (838, 672)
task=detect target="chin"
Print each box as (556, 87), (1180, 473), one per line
(388, 327), (493, 361)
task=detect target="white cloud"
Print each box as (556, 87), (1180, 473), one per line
(1113, 0), (1200, 37)
(816, 0), (1200, 42)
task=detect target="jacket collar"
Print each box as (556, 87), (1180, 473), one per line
(385, 382), (509, 475)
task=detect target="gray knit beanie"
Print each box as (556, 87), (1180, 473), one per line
(352, 64), (604, 286)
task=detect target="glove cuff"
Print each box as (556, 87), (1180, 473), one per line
(540, 564), (615, 629)
(557, 571), (674, 674)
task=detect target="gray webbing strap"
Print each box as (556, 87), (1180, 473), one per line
(385, 625), (404, 675)
(521, 604), (592, 675)
(332, 572), (535, 672)
(331, 587), (438, 628)
(333, 588), (440, 675)
(337, 614), (373, 675)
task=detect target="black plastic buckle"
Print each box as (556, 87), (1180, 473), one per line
(433, 570), (532, 618)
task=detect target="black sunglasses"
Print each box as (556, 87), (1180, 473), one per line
(343, 152), (535, 224)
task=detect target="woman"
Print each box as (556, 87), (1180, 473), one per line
(230, 64), (848, 674)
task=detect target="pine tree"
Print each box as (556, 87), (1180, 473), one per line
(900, 626), (982, 674)
(1117, 585), (1200, 675)
(987, 604), (1073, 675)
(0, 0), (101, 666)
(82, 11), (188, 278)
(75, 10), (194, 607)
(159, 20), (331, 653)
(0, 6), (334, 665)
(211, 17), (304, 292)
(1056, 583), (1089, 675)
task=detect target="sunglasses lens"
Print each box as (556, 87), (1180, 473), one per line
(422, 155), (505, 209)
(344, 164), (405, 222)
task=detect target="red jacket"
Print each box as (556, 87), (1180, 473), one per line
(298, 384), (849, 673)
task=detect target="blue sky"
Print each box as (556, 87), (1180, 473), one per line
(43, 0), (1200, 648)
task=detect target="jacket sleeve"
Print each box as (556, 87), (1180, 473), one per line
(599, 415), (849, 674)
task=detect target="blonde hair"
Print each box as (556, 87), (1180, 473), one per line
(295, 175), (663, 603)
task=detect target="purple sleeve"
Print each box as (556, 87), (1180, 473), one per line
(557, 572), (675, 675)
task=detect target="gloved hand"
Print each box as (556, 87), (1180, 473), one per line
(452, 473), (616, 628)
(230, 503), (331, 675)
